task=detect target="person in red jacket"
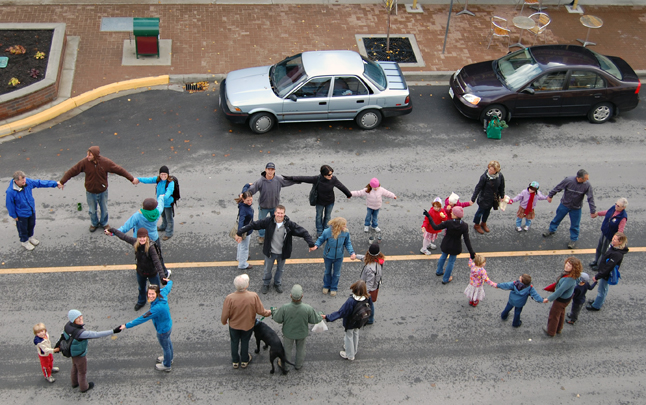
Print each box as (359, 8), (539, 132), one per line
(59, 146), (136, 232)
(421, 197), (447, 254)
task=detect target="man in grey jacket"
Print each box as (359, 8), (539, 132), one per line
(543, 169), (597, 249)
(243, 162), (296, 244)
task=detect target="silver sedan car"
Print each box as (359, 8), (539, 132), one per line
(219, 50), (412, 134)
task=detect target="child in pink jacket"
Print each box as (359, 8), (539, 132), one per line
(351, 178), (397, 233)
(508, 181), (548, 232)
(444, 192), (473, 218)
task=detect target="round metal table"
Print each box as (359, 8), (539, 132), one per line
(509, 16), (536, 49)
(577, 15), (603, 47)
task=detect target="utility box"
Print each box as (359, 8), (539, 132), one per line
(133, 17), (160, 58)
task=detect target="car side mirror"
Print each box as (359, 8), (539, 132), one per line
(288, 94), (297, 102)
(521, 88), (535, 95)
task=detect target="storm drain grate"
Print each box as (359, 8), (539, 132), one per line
(185, 81), (209, 92)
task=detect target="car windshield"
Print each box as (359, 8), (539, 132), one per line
(495, 48), (543, 91)
(589, 50), (622, 80)
(361, 56), (387, 90)
(270, 54), (308, 98)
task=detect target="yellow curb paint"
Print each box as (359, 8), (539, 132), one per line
(0, 75), (170, 138)
(1, 247), (644, 275)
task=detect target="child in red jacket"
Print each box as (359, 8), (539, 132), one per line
(421, 197), (447, 254)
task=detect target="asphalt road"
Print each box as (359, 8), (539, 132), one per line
(1, 86), (645, 403)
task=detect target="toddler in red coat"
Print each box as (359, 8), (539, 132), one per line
(421, 197), (447, 254)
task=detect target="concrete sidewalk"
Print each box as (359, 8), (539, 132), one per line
(0, 2), (644, 108)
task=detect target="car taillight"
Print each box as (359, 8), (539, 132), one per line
(405, 95), (410, 104)
(636, 81), (641, 94)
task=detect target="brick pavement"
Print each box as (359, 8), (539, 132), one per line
(0, 4), (644, 95)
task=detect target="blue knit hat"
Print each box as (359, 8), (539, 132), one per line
(68, 309), (82, 323)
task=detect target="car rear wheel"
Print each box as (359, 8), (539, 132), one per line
(480, 105), (507, 122)
(249, 112), (276, 134)
(355, 109), (382, 130)
(588, 102), (613, 124)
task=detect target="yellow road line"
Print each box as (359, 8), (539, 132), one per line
(1, 247), (644, 275)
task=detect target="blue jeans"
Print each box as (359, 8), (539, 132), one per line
(263, 253), (285, 286)
(516, 217), (532, 228)
(159, 206), (174, 237)
(591, 278), (609, 309)
(156, 328), (173, 368)
(323, 257), (344, 291)
(86, 190), (109, 227)
(473, 205), (492, 225)
(257, 207), (275, 238)
(315, 203), (334, 235)
(136, 272), (161, 306)
(368, 297), (375, 324)
(548, 203), (582, 241)
(436, 251), (457, 283)
(237, 234), (251, 269)
(229, 326), (253, 363)
(15, 213), (36, 242)
(501, 302), (524, 327)
(364, 208), (379, 228)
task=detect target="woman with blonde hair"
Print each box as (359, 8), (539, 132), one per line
(587, 232), (629, 311)
(312, 217), (356, 296)
(544, 257), (582, 337)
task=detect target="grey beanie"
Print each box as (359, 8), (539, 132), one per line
(68, 309), (82, 323)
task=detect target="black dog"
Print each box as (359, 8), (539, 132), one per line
(253, 320), (294, 375)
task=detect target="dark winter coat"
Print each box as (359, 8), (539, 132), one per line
(594, 245), (629, 281)
(285, 175), (352, 206)
(471, 171), (505, 209)
(237, 201), (255, 236)
(572, 281), (597, 305)
(238, 214), (315, 259)
(109, 228), (165, 279)
(60, 146), (133, 194)
(426, 215), (475, 257)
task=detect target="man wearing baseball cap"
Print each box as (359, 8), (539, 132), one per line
(242, 163), (296, 244)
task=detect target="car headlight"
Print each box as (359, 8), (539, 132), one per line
(462, 93), (481, 106)
(226, 97), (242, 112)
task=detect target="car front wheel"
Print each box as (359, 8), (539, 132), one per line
(355, 109), (382, 130)
(249, 112), (276, 134)
(480, 104), (507, 122)
(588, 102), (613, 124)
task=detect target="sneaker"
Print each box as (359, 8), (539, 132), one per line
(542, 230), (554, 237)
(261, 285), (270, 294)
(155, 363), (172, 372)
(429, 242), (436, 250)
(586, 305), (600, 311)
(80, 382), (95, 393)
(51, 367), (59, 373)
(567, 240), (576, 249)
(364, 226), (369, 233)
(241, 354), (252, 368)
(46, 376), (56, 383)
(339, 351), (354, 361)
(420, 248), (431, 255)
(274, 284), (283, 293)
(166, 269), (172, 279)
(587, 299), (596, 305)
(157, 356), (173, 364)
(589, 261), (598, 268)
(512, 321), (523, 328)
(21, 241), (35, 251)
(516, 227), (523, 232)
(28, 237), (40, 246)
(566, 319), (576, 325)
(134, 303), (144, 311)
(523, 226), (529, 231)
(89, 225), (97, 232)
(257, 237), (265, 244)
(162, 236), (171, 241)
(372, 226), (381, 233)
(322, 288), (329, 295)
(330, 291), (337, 297)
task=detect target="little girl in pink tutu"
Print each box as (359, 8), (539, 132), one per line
(464, 255), (497, 307)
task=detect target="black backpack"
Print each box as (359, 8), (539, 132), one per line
(157, 175), (181, 209)
(349, 299), (371, 329)
(56, 331), (73, 358)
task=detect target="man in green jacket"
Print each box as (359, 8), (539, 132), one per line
(271, 284), (322, 370)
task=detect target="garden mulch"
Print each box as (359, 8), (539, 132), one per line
(0, 29), (52, 95)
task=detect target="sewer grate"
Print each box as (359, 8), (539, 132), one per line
(362, 37), (417, 64)
(185, 81), (209, 92)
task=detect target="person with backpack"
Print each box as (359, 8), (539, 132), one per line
(62, 310), (121, 393)
(136, 166), (179, 240)
(321, 280), (372, 361)
(587, 232), (629, 312)
(104, 227), (168, 311)
(356, 244), (383, 325)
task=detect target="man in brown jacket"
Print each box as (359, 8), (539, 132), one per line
(221, 274), (272, 370)
(60, 146), (136, 232)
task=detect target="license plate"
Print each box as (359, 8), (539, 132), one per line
(448, 87), (454, 99)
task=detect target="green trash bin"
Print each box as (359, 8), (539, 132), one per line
(133, 17), (160, 58)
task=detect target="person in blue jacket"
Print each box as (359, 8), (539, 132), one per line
(119, 279), (174, 372)
(136, 166), (176, 240)
(312, 217), (356, 297)
(5, 170), (60, 251)
(235, 190), (254, 270)
(117, 195), (165, 250)
(497, 274), (546, 328)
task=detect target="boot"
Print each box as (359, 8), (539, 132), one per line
(474, 224), (484, 234)
(482, 222), (490, 233)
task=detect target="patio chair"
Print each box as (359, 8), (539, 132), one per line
(516, 0), (542, 15)
(486, 16), (511, 49)
(528, 12), (551, 44)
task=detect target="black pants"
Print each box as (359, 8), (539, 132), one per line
(16, 213), (36, 242)
(569, 300), (584, 322)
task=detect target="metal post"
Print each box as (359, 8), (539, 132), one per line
(442, 0), (455, 54)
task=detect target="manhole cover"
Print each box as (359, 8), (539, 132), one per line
(362, 37), (417, 64)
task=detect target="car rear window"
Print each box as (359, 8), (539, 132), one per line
(271, 54), (308, 97)
(589, 50), (622, 80)
(495, 49), (543, 91)
(361, 56), (387, 91)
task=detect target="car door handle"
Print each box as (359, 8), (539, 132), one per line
(319, 102), (327, 105)
(593, 93), (602, 98)
(356, 100), (365, 103)
(552, 96), (560, 101)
